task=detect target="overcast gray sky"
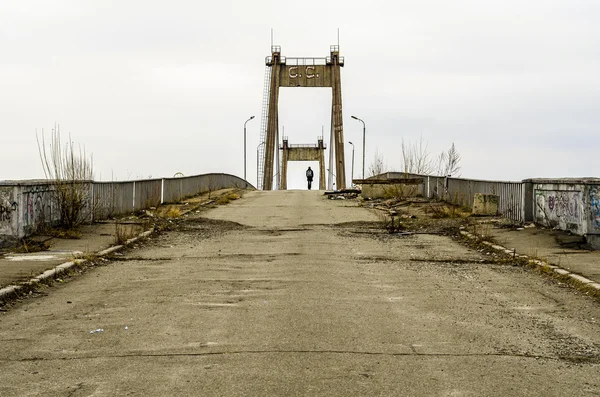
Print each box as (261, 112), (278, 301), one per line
(1, 0), (599, 188)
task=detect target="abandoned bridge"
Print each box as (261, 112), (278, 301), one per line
(1, 189), (599, 396)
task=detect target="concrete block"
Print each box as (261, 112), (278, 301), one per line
(97, 245), (124, 256)
(472, 193), (499, 216)
(568, 274), (593, 284)
(56, 261), (75, 270)
(587, 235), (600, 250)
(553, 268), (570, 276)
(588, 283), (600, 291)
(0, 285), (20, 299)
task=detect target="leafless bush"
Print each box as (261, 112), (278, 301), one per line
(37, 125), (95, 229)
(207, 176), (218, 199)
(436, 142), (461, 177)
(368, 149), (387, 177)
(375, 210), (405, 234)
(400, 136), (462, 178)
(401, 135), (434, 175)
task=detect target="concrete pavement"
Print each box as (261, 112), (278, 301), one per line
(490, 225), (600, 284)
(0, 190), (599, 396)
(0, 223), (121, 289)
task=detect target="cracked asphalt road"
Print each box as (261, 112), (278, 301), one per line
(1, 190), (600, 396)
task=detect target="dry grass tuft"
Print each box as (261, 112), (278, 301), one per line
(165, 207), (182, 218)
(216, 193), (241, 205)
(426, 203), (470, 219)
(48, 228), (82, 240)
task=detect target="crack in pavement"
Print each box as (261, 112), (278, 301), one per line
(1, 349), (579, 363)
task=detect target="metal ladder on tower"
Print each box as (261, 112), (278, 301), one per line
(257, 65), (271, 190)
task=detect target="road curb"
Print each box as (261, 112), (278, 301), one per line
(459, 230), (600, 293)
(0, 228), (154, 303)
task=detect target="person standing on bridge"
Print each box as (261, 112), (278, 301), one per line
(306, 167), (314, 190)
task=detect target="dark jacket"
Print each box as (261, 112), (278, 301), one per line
(306, 169), (314, 181)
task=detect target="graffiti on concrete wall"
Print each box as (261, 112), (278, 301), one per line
(553, 191), (581, 224)
(0, 202), (18, 223)
(536, 190), (581, 227)
(0, 187), (18, 238)
(0, 187), (17, 227)
(591, 186), (600, 230)
(23, 185), (54, 228)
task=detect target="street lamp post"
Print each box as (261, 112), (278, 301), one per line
(244, 116), (255, 181)
(351, 116), (366, 179)
(348, 141), (355, 185)
(257, 141), (265, 188)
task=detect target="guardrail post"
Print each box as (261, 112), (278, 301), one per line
(522, 181), (534, 222)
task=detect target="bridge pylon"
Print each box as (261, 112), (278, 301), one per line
(258, 45), (346, 190)
(280, 137), (326, 190)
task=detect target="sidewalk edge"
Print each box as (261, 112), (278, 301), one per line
(0, 228), (154, 303)
(459, 230), (600, 295)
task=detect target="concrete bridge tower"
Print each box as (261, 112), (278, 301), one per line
(280, 137), (326, 190)
(257, 45), (346, 190)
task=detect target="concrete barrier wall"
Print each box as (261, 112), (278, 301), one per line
(0, 185), (20, 245)
(0, 181), (61, 247)
(0, 173), (253, 245)
(528, 179), (600, 249)
(20, 183), (60, 235)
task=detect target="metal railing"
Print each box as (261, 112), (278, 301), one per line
(0, 174), (254, 243)
(287, 144), (324, 148)
(284, 57), (328, 66)
(373, 172), (526, 222)
(266, 56), (344, 66)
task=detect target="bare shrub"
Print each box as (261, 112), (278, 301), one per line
(436, 142), (461, 177)
(368, 149), (387, 177)
(474, 223), (494, 242)
(400, 137), (462, 178)
(207, 176), (218, 199)
(37, 125), (95, 230)
(401, 135), (434, 175)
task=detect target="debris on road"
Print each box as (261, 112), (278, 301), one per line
(324, 188), (361, 200)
